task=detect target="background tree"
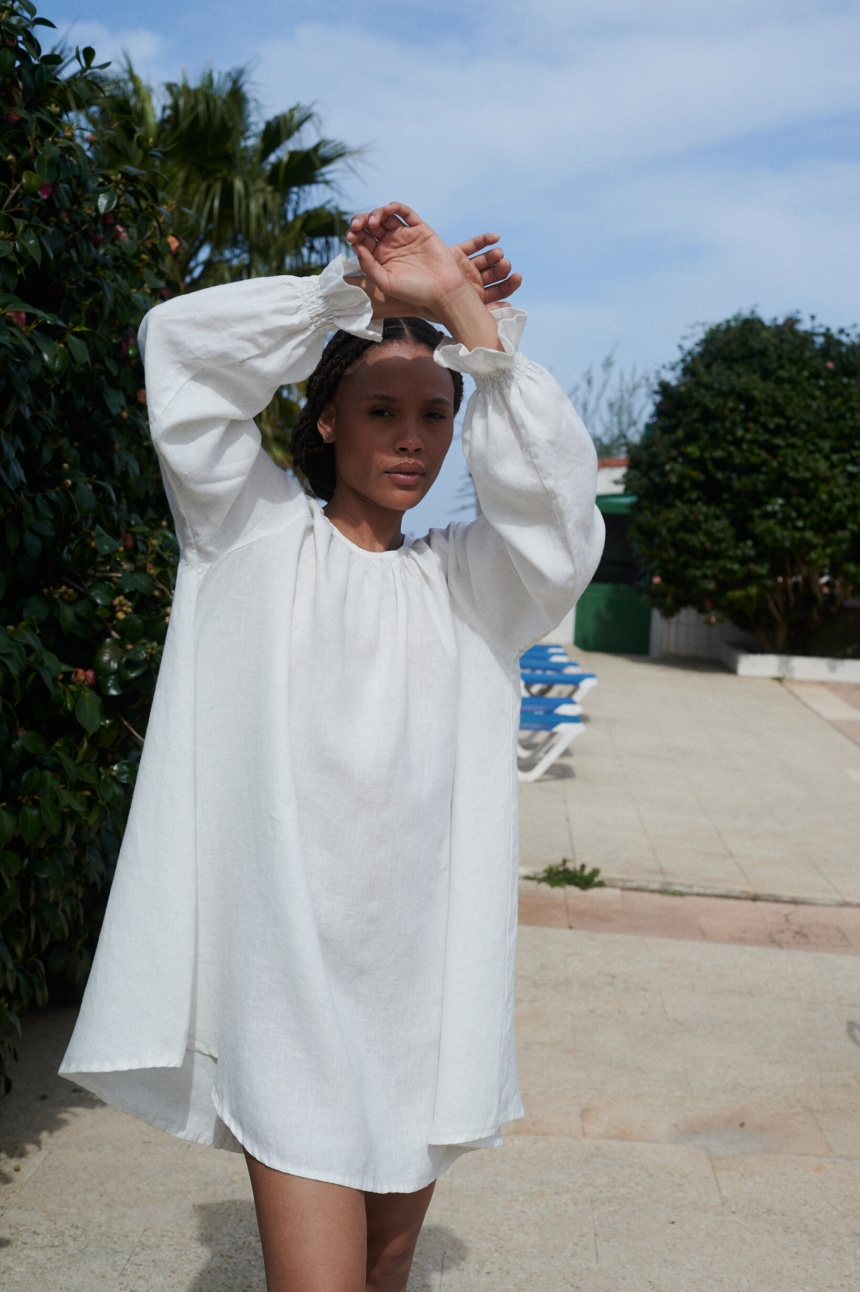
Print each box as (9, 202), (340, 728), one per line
(626, 313), (860, 654)
(88, 63), (357, 467)
(569, 350), (652, 459)
(0, 1), (174, 1087)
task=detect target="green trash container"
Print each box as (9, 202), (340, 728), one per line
(574, 582), (651, 654)
(574, 494), (651, 654)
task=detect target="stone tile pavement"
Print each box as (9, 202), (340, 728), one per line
(3, 649), (859, 1289)
(520, 649), (860, 904)
(3, 919), (860, 1291)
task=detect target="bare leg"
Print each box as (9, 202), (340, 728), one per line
(245, 1151), (435, 1292)
(365, 1181), (435, 1292)
(245, 1151), (366, 1292)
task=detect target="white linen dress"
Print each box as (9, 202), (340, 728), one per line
(59, 255), (604, 1193)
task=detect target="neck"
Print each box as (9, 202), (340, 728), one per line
(323, 487), (406, 553)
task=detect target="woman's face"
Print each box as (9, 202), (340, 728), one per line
(317, 341), (456, 513)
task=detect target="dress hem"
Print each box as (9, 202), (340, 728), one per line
(212, 1090), (500, 1195)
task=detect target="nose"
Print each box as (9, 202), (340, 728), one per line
(394, 416), (425, 453)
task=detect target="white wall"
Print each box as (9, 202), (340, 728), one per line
(649, 607), (756, 660)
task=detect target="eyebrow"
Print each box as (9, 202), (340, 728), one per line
(361, 393), (453, 407)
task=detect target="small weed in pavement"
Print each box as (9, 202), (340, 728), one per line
(529, 858), (605, 889)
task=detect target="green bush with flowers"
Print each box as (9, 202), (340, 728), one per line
(0, 0), (176, 1087)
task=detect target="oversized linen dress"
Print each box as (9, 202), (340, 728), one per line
(60, 255), (604, 1193)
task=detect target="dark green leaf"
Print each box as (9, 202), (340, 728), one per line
(96, 187), (117, 215)
(93, 525), (120, 555)
(39, 799), (62, 834)
(111, 761), (138, 785)
(66, 333), (89, 365)
(74, 689), (104, 735)
(17, 805), (42, 845)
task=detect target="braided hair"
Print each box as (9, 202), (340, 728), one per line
(291, 317), (465, 502)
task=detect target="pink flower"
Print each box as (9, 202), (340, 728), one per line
(825, 360), (835, 370)
(113, 224), (128, 241)
(39, 183), (52, 200)
(651, 575), (662, 585)
(8, 311), (26, 328)
(4, 110), (21, 123)
(85, 669), (97, 688)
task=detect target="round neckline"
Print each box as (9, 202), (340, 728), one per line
(311, 498), (412, 560)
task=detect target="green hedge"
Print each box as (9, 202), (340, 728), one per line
(627, 314), (860, 654)
(0, 1), (176, 1087)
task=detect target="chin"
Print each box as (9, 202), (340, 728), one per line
(377, 484), (431, 511)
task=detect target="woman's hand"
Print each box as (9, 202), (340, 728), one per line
(346, 203), (505, 351)
(348, 231), (521, 323)
(450, 232), (522, 308)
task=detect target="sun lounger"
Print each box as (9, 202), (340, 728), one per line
(517, 709), (584, 782)
(520, 669), (598, 701)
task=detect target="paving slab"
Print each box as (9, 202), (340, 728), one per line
(3, 922), (860, 1290)
(520, 649), (860, 904)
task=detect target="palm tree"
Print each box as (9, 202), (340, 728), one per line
(93, 62), (354, 292)
(88, 62), (357, 464)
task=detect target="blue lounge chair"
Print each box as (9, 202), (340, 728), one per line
(517, 708), (584, 782)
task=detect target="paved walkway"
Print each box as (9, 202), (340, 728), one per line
(3, 920), (860, 1291)
(3, 650), (859, 1289)
(520, 649), (860, 904)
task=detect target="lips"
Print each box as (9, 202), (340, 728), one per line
(386, 462), (425, 484)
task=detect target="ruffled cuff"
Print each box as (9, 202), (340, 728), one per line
(302, 254), (383, 342)
(433, 306), (527, 384)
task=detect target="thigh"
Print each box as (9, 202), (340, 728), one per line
(245, 1151), (367, 1292)
(364, 1181), (435, 1292)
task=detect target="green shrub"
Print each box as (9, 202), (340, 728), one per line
(0, 1), (174, 1087)
(627, 314), (860, 653)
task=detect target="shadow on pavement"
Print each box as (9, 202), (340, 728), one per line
(183, 1203), (466, 1292)
(0, 1004), (96, 1186)
(187, 1200), (266, 1291)
(409, 1224), (468, 1290)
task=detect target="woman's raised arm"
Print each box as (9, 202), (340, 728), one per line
(138, 261), (382, 561)
(434, 310), (605, 658)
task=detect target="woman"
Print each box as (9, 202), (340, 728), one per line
(60, 203), (604, 1290)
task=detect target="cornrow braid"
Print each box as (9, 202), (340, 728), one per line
(290, 317), (464, 502)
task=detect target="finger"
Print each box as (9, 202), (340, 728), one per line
(375, 211), (412, 235)
(468, 249), (507, 277)
(455, 231), (500, 257)
(371, 201), (423, 228)
(346, 228), (380, 255)
(481, 255), (513, 285)
(352, 241), (389, 287)
(483, 272), (522, 304)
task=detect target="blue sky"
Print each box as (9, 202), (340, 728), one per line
(40, 0), (860, 532)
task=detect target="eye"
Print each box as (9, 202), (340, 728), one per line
(424, 411), (448, 421)
(368, 406), (394, 417)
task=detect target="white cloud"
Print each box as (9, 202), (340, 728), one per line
(254, 9), (860, 219)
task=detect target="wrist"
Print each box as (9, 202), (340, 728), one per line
(434, 284), (502, 352)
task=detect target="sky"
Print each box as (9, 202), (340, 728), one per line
(39, 0), (860, 532)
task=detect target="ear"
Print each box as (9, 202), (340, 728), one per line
(317, 402), (336, 444)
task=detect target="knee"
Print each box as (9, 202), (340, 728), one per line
(365, 1234), (416, 1292)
